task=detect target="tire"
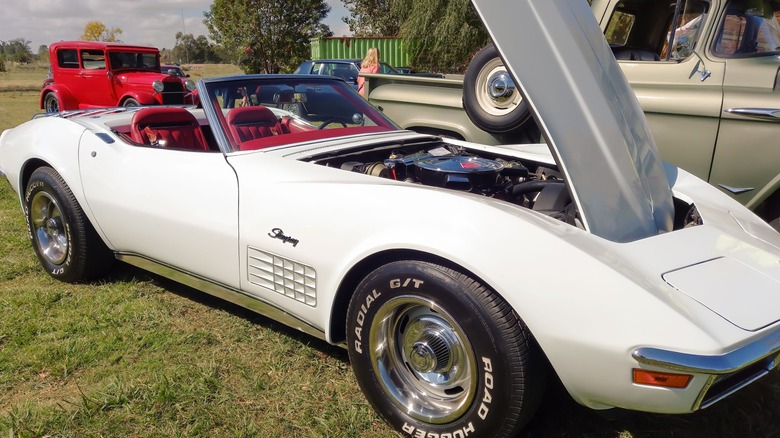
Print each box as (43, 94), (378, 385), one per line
(123, 98), (140, 107)
(347, 260), (545, 437)
(463, 44), (533, 134)
(43, 92), (60, 113)
(24, 167), (113, 283)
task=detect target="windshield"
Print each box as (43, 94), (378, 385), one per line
(714, 0), (780, 56)
(108, 51), (161, 71)
(202, 76), (398, 152)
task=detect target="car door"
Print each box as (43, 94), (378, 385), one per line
(706, 3), (780, 208)
(78, 139), (240, 288)
(604, 0), (726, 181)
(78, 49), (115, 107)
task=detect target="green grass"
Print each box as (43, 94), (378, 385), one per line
(1, 65), (780, 437)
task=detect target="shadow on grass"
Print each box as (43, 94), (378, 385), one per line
(104, 261), (348, 360)
(104, 262), (780, 437)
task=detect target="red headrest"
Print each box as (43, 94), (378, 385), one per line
(130, 107), (208, 151)
(227, 106), (278, 126)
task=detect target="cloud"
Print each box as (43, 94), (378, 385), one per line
(0, 0), (349, 51)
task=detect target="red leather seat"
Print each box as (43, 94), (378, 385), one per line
(130, 107), (209, 151)
(227, 106), (286, 147)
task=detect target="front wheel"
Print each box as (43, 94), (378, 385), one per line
(347, 260), (545, 437)
(123, 98), (141, 107)
(24, 167), (113, 282)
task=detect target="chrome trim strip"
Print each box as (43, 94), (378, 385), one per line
(116, 252), (328, 342)
(632, 325), (780, 374)
(692, 375), (718, 410)
(725, 108), (780, 121)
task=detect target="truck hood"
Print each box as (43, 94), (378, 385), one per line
(471, 0), (675, 243)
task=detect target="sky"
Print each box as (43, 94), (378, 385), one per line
(0, 0), (352, 52)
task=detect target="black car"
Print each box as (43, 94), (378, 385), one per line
(293, 59), (401, 89)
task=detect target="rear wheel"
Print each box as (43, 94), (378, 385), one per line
(24, 167), (113, 282)
(43, 92), (60, 113)
(347, 260), (546, 437)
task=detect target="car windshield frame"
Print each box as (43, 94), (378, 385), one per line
(199, 75), (399, 153)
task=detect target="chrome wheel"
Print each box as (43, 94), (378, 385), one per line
(30, 191), (68, 265)
(370, 295), (477, 424)
(474, 58), (521, 117)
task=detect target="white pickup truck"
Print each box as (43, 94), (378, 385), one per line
(366, 0), (780, 226)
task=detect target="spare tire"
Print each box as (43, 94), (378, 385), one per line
(463, 44), (533, 134)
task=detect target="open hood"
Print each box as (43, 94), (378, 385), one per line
(471, 0), (675, 243)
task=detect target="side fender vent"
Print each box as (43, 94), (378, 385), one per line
(248, 247), (317, 307)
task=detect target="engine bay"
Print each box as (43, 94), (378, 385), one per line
(308, 138), (582, 226)
(306, 137), (701, 230)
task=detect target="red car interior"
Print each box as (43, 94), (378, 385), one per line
(130, 107), (209, 151)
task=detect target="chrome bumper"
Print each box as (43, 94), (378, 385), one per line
(633, 325), (780, 409)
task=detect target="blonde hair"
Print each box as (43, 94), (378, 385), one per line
(361, 48), (380, 69)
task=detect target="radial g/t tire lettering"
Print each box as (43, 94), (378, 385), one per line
(347, 260), (546, 437)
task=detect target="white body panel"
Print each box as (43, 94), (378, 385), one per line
(2, 0), (780, 427)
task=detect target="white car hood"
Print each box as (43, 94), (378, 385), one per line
(471, 0), (675, 243)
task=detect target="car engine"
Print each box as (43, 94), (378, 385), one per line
(308, 139), (581, 226)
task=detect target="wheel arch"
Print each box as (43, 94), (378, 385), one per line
(19, 158), (52, 201)
(40, 85), (77, 111)
(329, 248), (511, 345)
(18, 157), (108, 247)
(119, 91), (157, 106)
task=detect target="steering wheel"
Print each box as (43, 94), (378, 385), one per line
(318, 118), (348, 130)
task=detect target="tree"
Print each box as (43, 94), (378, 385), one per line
(170, 32), (222, 64)
(342, 0), (401, 36)
(392, 0), (488, 73)
(81, 21), (123, 42)
(205, 0), (332, 74)
(0, 39), (33, 64)
(37, 45), (49, 63)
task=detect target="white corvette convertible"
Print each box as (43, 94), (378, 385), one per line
(2, 1), (780, 436)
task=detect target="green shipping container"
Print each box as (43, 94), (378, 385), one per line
(310, 37), (411, 68)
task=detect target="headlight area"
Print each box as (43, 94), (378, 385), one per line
(152, 80), (165, 93)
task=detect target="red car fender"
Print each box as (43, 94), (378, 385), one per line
(39, 85), (78, 111)
(118, 91), (161, 106)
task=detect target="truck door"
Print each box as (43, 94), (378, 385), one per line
(604, 0), (725, 181)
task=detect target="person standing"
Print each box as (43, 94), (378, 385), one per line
(358, 47), (380, 97)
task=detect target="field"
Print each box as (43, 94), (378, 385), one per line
(1, 64), (780, 437)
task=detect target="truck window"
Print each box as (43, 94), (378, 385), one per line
(605, 0), (707, 61)
(606, 11), (636, 46)
(714, 0), (780, 56)
(663, 1), (708, 60)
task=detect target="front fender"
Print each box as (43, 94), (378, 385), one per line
(0, 118), (88, 214)
(119, 91), (160, 105)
